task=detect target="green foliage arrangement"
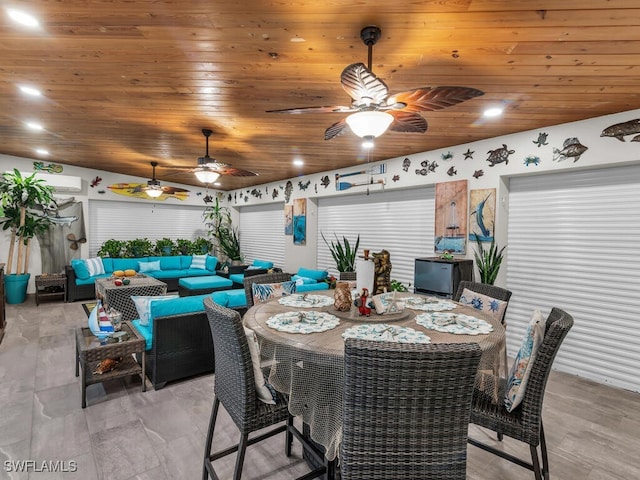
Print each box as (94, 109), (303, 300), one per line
(155, 238), (175, 256)
(474, 236), (506, 285)
(97, 239), (125, 258)
(203, 195), (243, 262)
(321, 232), (360, 272)
(390, 279), (411, 292)
(124, 238), (154, 257)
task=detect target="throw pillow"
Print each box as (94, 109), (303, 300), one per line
(459, 288), (508, 325)
(251, 281), (296, 304)
(244, 326), (276, 405)
(131, 295), (177, 326)
(85, 257), (105, 276)
(138, 260), (161, 273)
(190, 254), (207, 270)
(71, 258), (90, 280)
(504, 309), (546, 412)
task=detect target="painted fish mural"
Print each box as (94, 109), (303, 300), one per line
(553, 137), (588, 162)
(33, 161), (63, 173)
(320, 175), (330, 188)
(284, 181), (293, 203)
(402, 158), (411, 172)
(473, 169), (484, 179)
(447, 166), (457, 176)
(470, 192), (493, 240)
(601, 118), (640, 141)
(392, 175), (400, 182)
(486, 144), (515, 167)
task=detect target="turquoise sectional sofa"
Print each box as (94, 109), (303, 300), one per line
(65, 254), (225, 302)
(131, 289), (247, 389)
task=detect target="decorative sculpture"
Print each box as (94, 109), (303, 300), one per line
(372, 250), (392, 294)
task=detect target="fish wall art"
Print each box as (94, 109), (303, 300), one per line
(33, 161), (63, 173)
(601, 118), (640, 141)
(469, 189), (496, 242)
(553, 137), (588, 162)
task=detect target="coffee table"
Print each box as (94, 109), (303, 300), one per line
(75, 321), (146, 408)
(95, 275), (167, 322)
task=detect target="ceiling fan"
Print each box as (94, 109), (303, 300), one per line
(163, 129), (258, 184)
(267, 26), (484, 146)
(144, 161), (190, 198)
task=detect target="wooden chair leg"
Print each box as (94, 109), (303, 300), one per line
(233, 433), (249, 480)
(203, 398), (221, 480)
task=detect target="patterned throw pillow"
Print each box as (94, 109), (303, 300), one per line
(244, 327), (277, 405)
(251, 281), (296, 304)
(85, 257), (105, 276)
(190, 254), (207, 270)
(504, 309), (546, 412)
(459, 288), (508, 324)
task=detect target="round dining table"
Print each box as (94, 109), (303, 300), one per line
(243, 291), (506, 462)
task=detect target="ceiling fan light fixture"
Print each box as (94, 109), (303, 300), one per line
(362, 136), (375, 149)
(345, 110), (393, 138)
(146, 186), (163, 198)
(194, 169), (221, 184)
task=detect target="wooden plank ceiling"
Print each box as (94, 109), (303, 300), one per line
(2, 1), (640, 190)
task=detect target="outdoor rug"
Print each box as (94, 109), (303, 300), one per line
(82, 302), (97, 317)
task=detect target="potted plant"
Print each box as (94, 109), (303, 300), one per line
(192, 236), (212, 255)
(175, 238), (194, 255)
(473, 236), (506, 285)
(124, 238), (154, 258)
(155, 238), (175, 256)
(203, 195), (243, 263)
(0, 169), (56, 304)
(321, 232), (360, 279)
(97, 239), (125, 258)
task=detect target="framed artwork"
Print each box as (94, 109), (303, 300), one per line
(293, 198), (306, 245)
(434, 180), (468, 254)
(469, 188), (496, 242)
(284, 205), (293, 235)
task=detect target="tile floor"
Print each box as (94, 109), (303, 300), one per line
(1, 297), (639, 479)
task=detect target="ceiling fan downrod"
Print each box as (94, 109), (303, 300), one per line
(360, 25), (381, 72)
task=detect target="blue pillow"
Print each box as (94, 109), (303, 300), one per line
(291, 275), (317, 285)
(71, 259), (90, 280)
(252, 259), (274, 269)
(206, 255), (218, 271)
(159, 256), (181, 270)
(139, 260), (161, 273)
(297, 267), (328, 281)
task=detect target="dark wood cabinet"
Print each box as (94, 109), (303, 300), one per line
(414, 257), (473, 298)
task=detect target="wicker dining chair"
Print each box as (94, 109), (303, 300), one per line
(243, 271), (293, 309)
(468, 307), (574, 480)
(341, 339), (482, 480)
(202, 297), (325, 480)
(454, 281), (513, 327)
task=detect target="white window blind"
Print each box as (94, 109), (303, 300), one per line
(239, 203), (285, 269)
(88, 200), (208, 257)
(317, 187), (435, 287)
(507, 164), (640, 392)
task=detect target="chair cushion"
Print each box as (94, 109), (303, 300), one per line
(504, 309), (546, 412)
(190, 254), (207, 270)
(229, 273), (245, 285)
(225, 289), (247, 309)
(244, 326), (277, 404)
(291, 275), (317, 285)
(295, 282), (329, 293)
(138, 260), (161, 273)
(251, 281), (296, 304)
(252, 259), (274, 269)
(205, 255), (218, 271)
(297, 267), (328, 281)
(112, 258), (140, 272)
(178, 276), (233, 290)
(85, 257), (105, 276)
(131, 295), (177, 326)
(458, 288), (508, 324)
(71, 258), (90, 280)
(159, 256), (181, 270)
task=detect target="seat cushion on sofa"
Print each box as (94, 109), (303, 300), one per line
(297, 267), (328, 281)
(228, 273), (245, 285)
(178, 276), (233, 290)
(252, 259), (274, 269)
(225, 289), (247, 309)
(112, 258), (141, 272)
(295, 282), (330, 293)
(75, 272), (111, 285)
(146, 269), (185, 279)
(132, 320), (153, 350)
(180, 255), (193, 269)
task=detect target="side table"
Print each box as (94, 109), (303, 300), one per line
(75, 321), (146, 408)
(35, 274), (67, 305)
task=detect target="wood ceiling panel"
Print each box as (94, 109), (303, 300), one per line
(2, 1), (640, 190)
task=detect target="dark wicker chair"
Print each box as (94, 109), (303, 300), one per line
(341, 339), (482, 480)
(468, 307), (574, 480)
(202, 297), (326, 480)
(243, 271), (292, 309)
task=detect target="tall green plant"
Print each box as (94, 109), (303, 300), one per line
(203, 195), (242, 261)
(473, 236), (506, 285)
(321, 233), (360, 272)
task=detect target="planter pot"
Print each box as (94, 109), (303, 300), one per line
(5, 273), (31, 304)
(161, 246), (173, 256)
(339, 271), (357, 281)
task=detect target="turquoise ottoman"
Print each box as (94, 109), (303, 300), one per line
(178, 275), (233, 296)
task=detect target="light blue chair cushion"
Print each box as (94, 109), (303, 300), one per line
(296, 282), (330, 293)
(229, 273), (245, 285)
(146, 269), (184, 279)
(225, 289), (247, 309)
(297, 267), (328, 281)
(252, 259), (274, 269)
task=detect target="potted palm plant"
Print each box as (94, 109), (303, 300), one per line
(203, 196), (243, 263)
(473, 235), (506, 285)
(0, 170), (56, 303)
(321, 233), (360, 280)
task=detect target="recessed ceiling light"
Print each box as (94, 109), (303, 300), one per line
(25, 121), (43, 131)
(35, 149), (49, 155)
(293, 159), (304, 166)
(7, 8), (39, 28)
(483, 107), (504, 118)
(290, 37), (306, 43)
(19, 85), (41, 96)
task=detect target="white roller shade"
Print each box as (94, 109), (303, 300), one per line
(317, 187), (435, 287)
(507, 164), (640, 392)
(239, 203), (285, 269)
(89, 200), (208, 257)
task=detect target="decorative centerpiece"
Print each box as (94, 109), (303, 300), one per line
(333, 281), (352, 312)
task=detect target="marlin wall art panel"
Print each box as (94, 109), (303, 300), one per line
(469, 188), (496, 243)
(435, 179), (468, 254)
(293, 198), (306, 245)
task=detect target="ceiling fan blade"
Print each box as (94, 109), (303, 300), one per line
(160, 185), (189, 194)
(341, 63), (389, 105)
(388, 111), (428, 133)
(203, 165), (258, 177)
(388, 86), (484, 112)
(324, 119), (349, 140)
(266, 105), (355, 114)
